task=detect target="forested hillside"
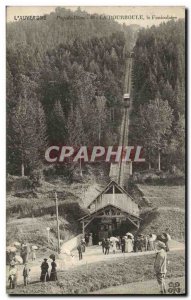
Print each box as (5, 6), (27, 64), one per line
(7, 7), (136, 176)
(130, 20), (185, 172)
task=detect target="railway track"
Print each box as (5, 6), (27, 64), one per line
(109, 55), (133, 186)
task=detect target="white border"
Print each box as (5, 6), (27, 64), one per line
(1, 0), (190, 299)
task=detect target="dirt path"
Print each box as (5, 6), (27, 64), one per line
(8, 239), (184, 286)
(92, 276), (185, 295)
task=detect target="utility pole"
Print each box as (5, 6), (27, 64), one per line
(55, 191), (60, 254)
(46, 227), (50, 244)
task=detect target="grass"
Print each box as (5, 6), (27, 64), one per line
(137, 185), (185, 241)
(8, 250), (185, 295)
(93, 277), (185, 294)
(138, 185), (185, 209)
(139, 208), (185, 241)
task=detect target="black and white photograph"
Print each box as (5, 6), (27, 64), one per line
(6, 6), (186, 295)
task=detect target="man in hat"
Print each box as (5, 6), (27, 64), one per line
(40, 258), (49, 282)
(23, 263), (30, 286)
(154, 241), (167, 294)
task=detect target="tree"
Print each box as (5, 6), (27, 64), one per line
(96, 95), (107, 145)
(12, 96), (46, 176)
(67, 107), (86, 176)
(139, 98), (174, 171)
(67, 106), (85, 146)
(11, 76), (47, 176)
(49, 100), (67, 144)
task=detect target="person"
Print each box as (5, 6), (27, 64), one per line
(85, 234), (89, 246)
(8, 261), (17, 289)
(148, 234), (155, 251)
(111, 241), (117, 254)
(77, 242), (83, 260)
(105, 238), (110, 255)
(121, 237), (125, 253)
(145, 235), (149, 251)
(133, 236), (138, 252)
(101, 238), (106, 254)
(40, 258), (49, 282)
(157, 232), (170, 252)
(23, 263), (30, 286)
(89, 233), (93, 246)
(125, 236), (133, 253)
(81, 238), (86, 253)
(116, 236), (121, 250)
(50, 258), (57, 281)
(20, 243), (28, 264)
(31, 248), (36, 261)
(154, 241), (167, 294)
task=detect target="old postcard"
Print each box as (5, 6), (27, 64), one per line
(6, 6), (186, 295)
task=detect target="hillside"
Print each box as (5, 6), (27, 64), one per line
(6, 163), (110, 250)
(7, 7), (138, 177)
(129, 19), (185, 172)
(137, 184), (185, 241)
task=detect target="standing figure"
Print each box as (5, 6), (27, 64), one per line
(145, 235), (149, 251)
(101, 238), (106, 254)
(105, 238), (110, 255)
(85, 234), (89, 246)
(8, 262), (17, 289)
(116, 236), (121, 250)
(31, 248), (36, 261)
(111, 241), (117, 254)
(20, 243), (28, 264)
(77, 243), (83, 260)
(148, 234), (155, 251)
(125, 236), (133, 253)
(23, 263), (30, 286)
(157, 232), (170, 252)
(50, 259), (58, 281)
(154, 241), (167, 294)
(81, 238), (86, 253)
(40, 258), (49, 282)
(121, 237), (125, 253)
(89, 233), (93, 246)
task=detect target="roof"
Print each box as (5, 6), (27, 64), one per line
(87, 180), (135, 208)
(79, 202), (142, 221)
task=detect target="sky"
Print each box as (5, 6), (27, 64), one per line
(6, 6), (185, 27)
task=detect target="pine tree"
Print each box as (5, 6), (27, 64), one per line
(139, 98), (174, 171)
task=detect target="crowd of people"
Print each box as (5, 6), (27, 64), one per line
(100, 232), (170, 255)
(7, 241), (59, 289)
(7, 232), (171, 293)
(8, 255), (58, 289)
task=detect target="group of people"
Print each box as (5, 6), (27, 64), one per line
(40, 257), (57, 282)
(8, 231), (171, 293)
(20, 243), (37, 263)
(101, 232), (170, 255)
(100, 231), (170, 294)
(8, 256), (58, 289)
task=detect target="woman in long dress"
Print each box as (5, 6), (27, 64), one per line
(50, 259), (58, 281)
(125, 237), (133, 253)
(111, 241), (117, 254)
